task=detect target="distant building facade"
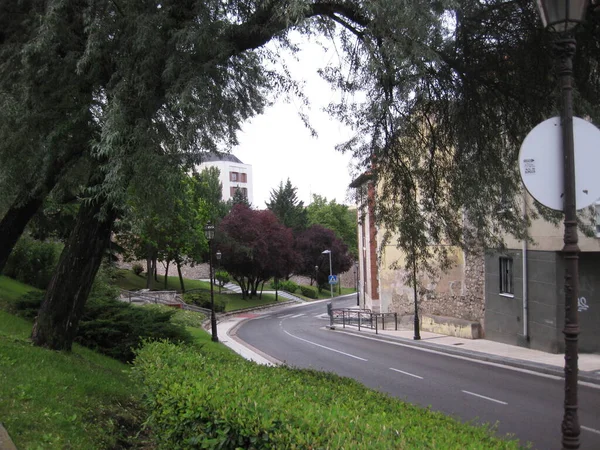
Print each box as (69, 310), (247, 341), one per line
(198, 153), (254, 204)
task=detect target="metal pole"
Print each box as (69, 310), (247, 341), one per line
(356, 264), (360, 306)
(209, 241), (218, 343)
(555, 36), (580, 450)
(329, 250), (333, 300)
(413, 253), (421, 340)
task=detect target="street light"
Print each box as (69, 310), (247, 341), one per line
(322, 249), (333, 299)
(534, 1), (588, 448)
(203, 222), (218, 343)
(322, 250), (333, 327)
(354, 262), (359, 307)
(216, 250), (222, 294)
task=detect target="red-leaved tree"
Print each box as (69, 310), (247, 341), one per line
(216, 204), (297, 298)
(295, 224), (353, 287)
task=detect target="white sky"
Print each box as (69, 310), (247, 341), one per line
(233, 36), (358, 209)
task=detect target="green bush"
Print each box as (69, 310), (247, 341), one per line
(12, 267), (192, 363)
(269, 279), (298, 293)
(76, 296), (192, 363)
(183, 292), (225, 312)
(144, 304), (205, 328)
(4, 235), (62, 289)
(132, 341), (521, 450)
(215, 270), (230, 287)
(300, 285), (318, 299)
(132, 263), (144, 276)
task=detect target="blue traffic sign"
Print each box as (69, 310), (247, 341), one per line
(328, 275), (338, 285)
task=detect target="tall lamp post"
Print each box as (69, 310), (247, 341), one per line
(534, 1), (588, 448)
(216, 250), (222, 294)
(354, 262), (360, 307)
(204, 222), (218, 343)
(322, 250), (333, 300)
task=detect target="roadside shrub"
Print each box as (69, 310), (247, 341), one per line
(4, 235), (62, 289)
(300, 285), (318, 299)
(132, 263), (144, 276)
(132, 341), (521, 450)
(76, 296), (192, 362)
(269, 279), (298, 293)
(144, 304), (205, 328)
(12, 290), (43, 319)
(183, 292), (225, 312)
(12, 266), (192, 363)
(215, 270), (230, 287)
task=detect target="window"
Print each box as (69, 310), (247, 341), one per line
(499, 257), (513, 295)
(241, 187), (248, 197)
(229, 186), (237, 197)
(229, 171), (238, 181)
(240, 173), (247, 183)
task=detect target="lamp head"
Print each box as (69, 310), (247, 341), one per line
(203, 222), (215, 241)
(535, 0), (589, 32)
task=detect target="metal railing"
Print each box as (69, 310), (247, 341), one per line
(331, 308), (397, 334)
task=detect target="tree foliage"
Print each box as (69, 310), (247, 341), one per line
(307, 194), (357, 258)
(1, 0), (598, 350)
(295, 224), (353, 287)
(266, 178), (308, 233)
(216, 204), (297, 298)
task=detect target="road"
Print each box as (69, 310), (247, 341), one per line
(236, 296), (600, 449)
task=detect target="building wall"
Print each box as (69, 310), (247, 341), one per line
(379, 245), (485, 323)
(199, 160), (254, 204)
(357, 183), (380, 312)
(485, 249), (562, 353)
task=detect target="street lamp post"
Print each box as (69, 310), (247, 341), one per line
(314, 265), (319, 289)
(355, 262), (360, 307)
(322, 250), (333, 299)
(204, 222), (218, 343)
(322, 250), (333, 327)
(216, 250), (222, 294)
(534, 1), (588, 448)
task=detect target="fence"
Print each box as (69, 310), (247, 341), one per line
(331, 308), (397, 334)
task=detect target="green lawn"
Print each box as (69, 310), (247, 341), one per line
(0, 275), (39, 310)
(116, 269), (282, 312)
(114, 268), (210, 292)
(0, 310), (146, 449)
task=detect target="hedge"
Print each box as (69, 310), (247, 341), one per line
(299, 285), (317, 299)
(132, 341), (522, 449)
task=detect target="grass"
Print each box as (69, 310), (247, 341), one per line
(117, 269), (286, 312)
(114, 268), (210, 292)
(0, 310), (147, 449)
(0, 275), (39, 310)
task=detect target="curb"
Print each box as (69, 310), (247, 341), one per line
(226, 318), (283, 366)
(333, 327), (600, 385)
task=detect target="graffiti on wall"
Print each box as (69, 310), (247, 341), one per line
(578, 297), (590, 312)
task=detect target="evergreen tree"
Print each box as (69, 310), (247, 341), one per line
(232, 187), (251, 208)
(266, 178), (308, 233)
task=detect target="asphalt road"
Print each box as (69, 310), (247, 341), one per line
(236, 296), (600, 449)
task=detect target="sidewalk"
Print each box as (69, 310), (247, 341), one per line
(214, 305), (600, 385)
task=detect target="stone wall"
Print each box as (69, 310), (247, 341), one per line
(119, 259), (358, 289)
(382, 247), (485, 323)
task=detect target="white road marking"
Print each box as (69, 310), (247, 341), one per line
(462, 390), (507, 405)
(581, 426), (600, 435)
(279, 314), (295, 318)
(282, 330), (368, 361)
(335, 330), (600, 389)
(290, 314), (305, 318)
(390, 367), (423, 379)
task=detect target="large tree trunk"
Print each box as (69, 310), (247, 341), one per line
(31, 200), (117, 351)
(0, 143), (85, 274)
(176, 261), (185, 293)
(0, 190), (45, 273)
(163, 260), (170, 289)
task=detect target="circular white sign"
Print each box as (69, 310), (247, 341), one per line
(519, 117), (600, 211)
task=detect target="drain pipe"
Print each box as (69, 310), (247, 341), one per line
(522, 192), (529, 341)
